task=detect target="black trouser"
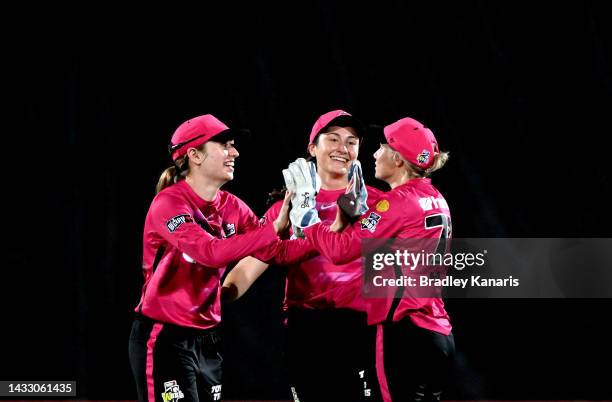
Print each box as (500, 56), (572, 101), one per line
(379, 319), (455, 402)
(286, 308), (382, 402)
(128, 315), (223, 402)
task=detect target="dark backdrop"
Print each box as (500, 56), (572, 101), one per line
(3, 1), (612, 400)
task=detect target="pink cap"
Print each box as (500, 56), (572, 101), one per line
(383, 117), (439, 169)
(308, 110), (365, 146)
(169, 114), (233, 161)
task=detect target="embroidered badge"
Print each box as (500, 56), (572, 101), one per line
(360, 212), (381, 233)
(166, 214), (193, 233)
(416, 149), (431, 165)
(375, 199), (390, 213)
(161, 380), (184, 402)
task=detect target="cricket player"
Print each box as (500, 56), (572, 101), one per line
(223, 110), (384, 402)
(297, 117), (456, 402)
(128, 114), (292, 402)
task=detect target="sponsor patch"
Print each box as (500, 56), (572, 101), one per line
(223, 223), (236, 238)
(416, 149), (431, 165)
(166, 214), (193, 233)
(360, 212), (381, 233)
(161, 380), (184, 402)
(375, 199), (390, 213)
(211, 384), (222, 401)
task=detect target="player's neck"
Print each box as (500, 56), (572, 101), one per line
(387, 171), (410, 189)
(185, 175), (222, 201)
(319, 170), (349, 191)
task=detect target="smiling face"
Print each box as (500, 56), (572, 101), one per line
(308, 126), (360, 178)
(191, 139), (239, 184)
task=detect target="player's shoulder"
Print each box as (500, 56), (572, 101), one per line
(219, 190), (242, 205)
(219, 191), (256, 214)
(265, 199), (284, 217)
(153, 182), (188, 206)
(365, 184), (385, 200)
(367, 183), (425, 218)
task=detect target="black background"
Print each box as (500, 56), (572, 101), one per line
(3, 1), (612, 400)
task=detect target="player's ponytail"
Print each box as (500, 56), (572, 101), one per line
(423, 151), (449, 176)
(156, 155), (189, 194)
(155, 144), (208, 193)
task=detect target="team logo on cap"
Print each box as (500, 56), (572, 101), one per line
(416, 149), (431, 165)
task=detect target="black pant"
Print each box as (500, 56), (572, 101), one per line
(286, 308), (382, 402)
(128, 315), (223, 402)
(380, 319), (455, 402)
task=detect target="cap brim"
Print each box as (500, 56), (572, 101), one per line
(321, 115), (368, 139)
(209, 128), (251, 144)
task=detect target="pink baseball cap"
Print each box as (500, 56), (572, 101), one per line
(308, 109), (366, 146)
(168, 114), (247, 161)
(383, 117), (439, 169)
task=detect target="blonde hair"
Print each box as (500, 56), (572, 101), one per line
(155, 144), (205, 193)
(388, 146), (449, 178)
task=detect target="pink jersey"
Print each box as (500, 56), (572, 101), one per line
(136, 180), (279, 329)
(305, 178), (452, 335)
(265, 185), (384, 311)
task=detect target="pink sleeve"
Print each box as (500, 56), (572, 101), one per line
(366, 185), (385, 208)
(270, 238), (319, 265)
(150, 193), (278, 268)
(304, 195), (403, 265)
(251, 201), (319, 265)
(235, 196), (264, 233)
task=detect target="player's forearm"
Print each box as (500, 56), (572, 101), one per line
(222, 256), (269, 302)
(273, 238), (319, 265)
(304, 223), (360, 265)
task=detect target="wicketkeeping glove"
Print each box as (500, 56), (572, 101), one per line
(282, 158), (321, 237)
(337, 160), (368, 219)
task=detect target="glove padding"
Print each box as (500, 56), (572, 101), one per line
(282, 158), (321, 237)
(337, 160), (368, 219)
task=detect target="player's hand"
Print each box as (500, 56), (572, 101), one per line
(273, 191), (293, 235)
(330, 205), (350, 233)
(283, 158), (321, 237)
(337, 160), (368, 220)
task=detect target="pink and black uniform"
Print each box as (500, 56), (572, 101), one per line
(264, 110), (385, 402)
(304, 117), (456, 402)
(129, 115), (280, 402)
(265, 185), (384, 402)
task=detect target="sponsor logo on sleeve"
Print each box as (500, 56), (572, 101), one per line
(223, 223), (236, 238)
(360, 212), (381, 233)
(166, 214), (193, 233)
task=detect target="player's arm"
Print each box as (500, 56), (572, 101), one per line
(304, 196), (401, 265)
(151, 193), (287, 268)
(222, 256), (270, 302)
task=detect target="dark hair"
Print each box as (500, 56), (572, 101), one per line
(266, 187), (287, 206)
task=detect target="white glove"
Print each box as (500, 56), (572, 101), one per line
(282, 158), (321, 237)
